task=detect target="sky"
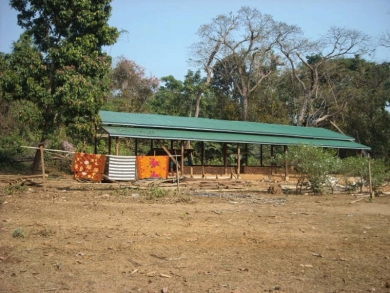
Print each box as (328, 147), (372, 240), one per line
(1, 0), (389, 80)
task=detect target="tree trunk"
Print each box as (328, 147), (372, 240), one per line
(194, 91), (202, 118)
(242, 96), (248, 121)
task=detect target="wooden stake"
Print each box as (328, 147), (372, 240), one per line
(368, 154), (373, 199)
(39, 145), (46, 192)
(237, 144), (241, 179)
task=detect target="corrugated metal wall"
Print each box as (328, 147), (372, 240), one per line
(107, 155), (137, 181)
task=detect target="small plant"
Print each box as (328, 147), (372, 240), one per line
(4, 184), (27, 195)
(146, 184), (168, 200)
(13, 228), (26, 238)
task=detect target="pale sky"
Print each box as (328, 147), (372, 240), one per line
(1, 0), (389, 79)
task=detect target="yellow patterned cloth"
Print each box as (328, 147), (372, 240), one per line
(136, 156), (169, 180)
(72, 153), (106, 182)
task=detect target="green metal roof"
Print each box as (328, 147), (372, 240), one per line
(101, 109), (371, 152)
(100, 110), (355, 141)
(102, 126), (369, 149)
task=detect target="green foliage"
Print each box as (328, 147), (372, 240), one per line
(12, 228), (26, 238)
(3, 184), (28, 195)
(6, 0), (119, 143)
(340, 156), (389, 195)
(105, 56), (159, 113)
(148, 70), (214, 118)
(275, 144), (341, 194)
(146, 184), (169, 200)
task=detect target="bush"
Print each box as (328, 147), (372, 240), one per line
(274, 144), (341, 194)
(340, 156), (388, 195)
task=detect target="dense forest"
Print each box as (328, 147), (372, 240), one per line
(1, 1), (390, 169)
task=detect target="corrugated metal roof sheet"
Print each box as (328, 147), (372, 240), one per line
(102, 126), (370, 150)
(100, 111), (354, 141)
(107, 155), (137, 181)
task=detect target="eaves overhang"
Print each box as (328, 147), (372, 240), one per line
(101, 126), (371, 150)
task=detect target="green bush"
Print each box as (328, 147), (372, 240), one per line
(274, 144), (341, 194)
(340, 156), (388, 195)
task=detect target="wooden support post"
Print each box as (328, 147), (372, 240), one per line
(270, 145), (274, 174)
(260, 145), (263, 167)
(284, 145), (289, 181)
(115, 137), (119, 155)
(135, 138), (138, 156)
(237, 144), (241, 179)
(368, 154), (373, 199)
(201, 141), (205, 166)
(180, 140), (184, 176)
(108, 136), (112, 155)
(39, 144), (46, 192)
(245, 144), (248, 166)
(201, 141), (205, 178)
(223, 143), (227, 175)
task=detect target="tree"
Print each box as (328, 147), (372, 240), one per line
(190, 11), (237, 117)
(8, 0), (119, 171)
(192, 7), (285, 121)
(107, 56), (159, 113)
(378, 31), (390, 48)
(149, 70), (214, 118)
(275, 144), (341, 194)
(277, 25), (370, 127)
(337, 59), (390, 160)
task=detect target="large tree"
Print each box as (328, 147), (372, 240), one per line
(192, 7), (286, 121)
(149, 70), (213, 118)
(7, 0), (119, 171)
(107, 56), (159, 113)
(276, 25), (370, 127)
(337, 58), (390, 159)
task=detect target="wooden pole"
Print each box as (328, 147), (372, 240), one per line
(108, 136), (112, 155)
(245, 144), (248, 166)
(237, 144), (241, 179)
(368, 154), (373, 199)
(223, 143), (227, 175)
(181, 140), (185, 176)
(39, 144), (46, 192)
(284, 145), (289, 181)
(115, 137), (119, 155)
(176, 155), (180, 192)
(201, 141), (205, 166)
(260, 145), (263, 166)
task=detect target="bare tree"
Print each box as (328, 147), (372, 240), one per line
(379, 30), (390, 48)
(277, 26), (371, 126)
(190, 12), (237, 117)
(191, 7), (284, 121)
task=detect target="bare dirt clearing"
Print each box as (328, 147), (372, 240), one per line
(1, 176), (390, 293)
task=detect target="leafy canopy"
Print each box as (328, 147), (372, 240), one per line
(8, 0), (119, 141)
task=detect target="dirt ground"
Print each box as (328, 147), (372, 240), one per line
(1, 175), (390, 293)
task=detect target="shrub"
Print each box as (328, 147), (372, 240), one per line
(274, 144), (341, 194)
(341, 156), (388, 196)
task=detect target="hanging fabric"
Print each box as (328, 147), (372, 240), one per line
(72, 153), (106, 182)
(136, 156), (169, 179)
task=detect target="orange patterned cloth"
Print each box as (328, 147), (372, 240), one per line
(72, 153), (106, 182)
(136, 156), (169, 180)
